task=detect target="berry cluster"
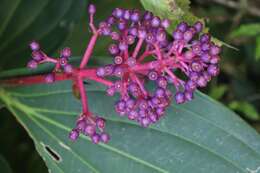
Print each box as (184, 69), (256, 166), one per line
(28, 42), (73, 83)
(25, 4), (221, 144)
(69, 115), (110, 144)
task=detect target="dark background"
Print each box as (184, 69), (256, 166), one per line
(0, 0), (259, 172)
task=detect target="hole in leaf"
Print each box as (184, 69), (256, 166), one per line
(44, 145), (61, 163)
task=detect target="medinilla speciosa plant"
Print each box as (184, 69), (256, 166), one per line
(7, 4), (221, 144)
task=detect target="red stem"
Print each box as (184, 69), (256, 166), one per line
(78, 77), (89, 115)
(80, 34), (99, 69)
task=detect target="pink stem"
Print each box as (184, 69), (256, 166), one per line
(89, 13), (97, 33)
(80, 34), (99, 69)
(153, 43), (163, 60)
(137, 50), (155, 62)
(132, 38), (144, 58)
(79, 69), (113, 87)
(78, 77), (89, 115)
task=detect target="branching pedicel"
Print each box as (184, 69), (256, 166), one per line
(26, 4), (221, 144)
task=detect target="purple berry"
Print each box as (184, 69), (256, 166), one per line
(184, 50), (195, 60)
(104, 65), (114, 75)
(193, 21), (203, 33)
(156, 30), (166, 42)
(114, 56), (123, 65)
(77, 120), (86, 131)
(185, 80), (197, 91)
(111, 32), (120, 40)
(59, 57), (68, 66)
(148, 71), (158, 81)
(138, 28), (147, 39)
(127, 35), (135, 45)
(27, 61), (38, 71)
(184, 91), (193, 101)
(155, 87), (165, 98)
(141, 117), (151, 127)
(108, 44), (119, 55)
(124, 10), (131, 20)
(127, 57), (136, 67)
(96, 117), (105, 129)
(189, 71), (199, 81)
(129, 27), (138, 36)
(84, 125), (95, 136)
(88, 4), (96, 14)
(175, 92), (185, 104)
(91, 134), (100, 144)
(106, 86), (116, 96)
(69, 129), (79, 141)
(143, 11), (153, 20)
(117, 20), (127, 30)
(119, 42), (128, 51)
(151, 16), (161, 27)
(207, 65), (219, 76)
(197, 76), (207, 87)
(210, 45), (221, 55)
(161, 19), (170, 28)
(116, 100), (126, 112)
(29, 41), (40, 51)
(183, 30), (193, 42)
(131, 11), (140, 22)
(114, 66), (124, 77)
(201, 53), (211, 63)
(96, 67), (106, 77)
(61, 47), (71, 57)
(200, 34), (211, 43)
(32, 51), (44, 61)
(191, 61), (203, 72)
(100, 133), (110, 143)
(210, 55), (220, 64)
(107, 16), (116, 25)
(64, 64), (73, 74)
(45, 74), (55, 83)
(128, 110), (137, 120)
(177, 22), (188, 32)
(114, 8), (124, 18)
(173, 30), (183, 40)
(157, 77), (167, 88)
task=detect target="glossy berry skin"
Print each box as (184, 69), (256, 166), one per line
(25, 4), (222, 144)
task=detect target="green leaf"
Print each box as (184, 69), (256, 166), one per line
(1, 65), (260, 173)
(230, 23), (260, 38)
(229, 101), (259, 121)
(255, 36), (260, 60)
(209, 85), (228, 100)
(0, 0), (87, 70)
(0, 155), (12, 173)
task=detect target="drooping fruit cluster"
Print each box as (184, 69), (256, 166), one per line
(25, 4), (221, 144)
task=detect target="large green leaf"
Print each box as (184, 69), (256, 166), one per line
(0, 64), (260, 173)
(0, 0), (86, 70)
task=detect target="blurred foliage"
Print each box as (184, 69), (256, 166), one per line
(0, 0), (260, 172)
(230, 23), (260, 60)
(0, 0), (86, 70)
